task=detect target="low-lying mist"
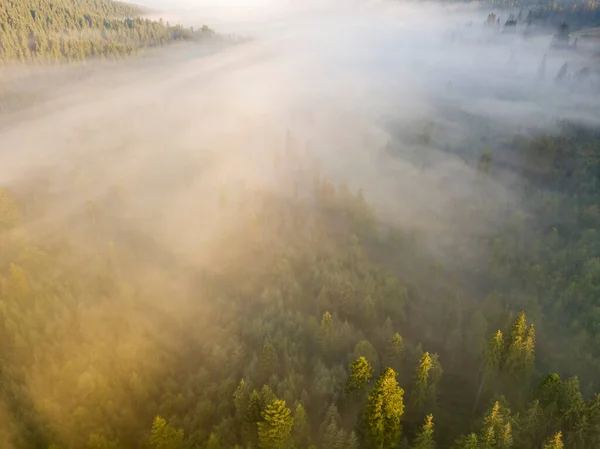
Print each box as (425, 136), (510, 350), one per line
(2, 0), (599, 259)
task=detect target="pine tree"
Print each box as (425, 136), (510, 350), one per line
(476, 401), (513, 449)
(234, 379), (249, 417)
(246, 390), (263, 424)
(322, 420), (340, 449)
(544, 431), (564, 449)
(347, 431), (360, 449)
(206, 433), (222, 449)
(505, 312), (535, 379)
(384, 333), (404, 372)
(261, 385), (277, 409)
(475, 330), (505, 411)
(149, 416), (184, 449)
(498, 422), (513, 449)
(319, 311), (334, 355)
(346, 356), (374, 395)
(260, 339), (279, 381)
(411, 352), (433, 412)
(515, 400), (542, 448)
(292, 403), (309, 447)
(485, 330), (505, 375)
(364, 367), (405, 449)
(353, 340), (380, 373)
(412, 414), (435, 449)
(586, 394), (600, 447)
(454, 433), (479, 449)
(411, 352), (441, 413)
(257, 399), (294, 449)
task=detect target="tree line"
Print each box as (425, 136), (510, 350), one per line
(0, 0), (215, 63)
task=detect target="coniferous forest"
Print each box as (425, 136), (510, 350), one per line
(2, 0), (600, 449)
(0, 0), (214, 63)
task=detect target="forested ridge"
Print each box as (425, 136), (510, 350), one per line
(0, 0), (214, 63)
(2, 124), (600, 449)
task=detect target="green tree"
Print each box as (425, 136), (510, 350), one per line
(410, 352), (441, 413)
(453, 434), (479, 449)
(384, 332), (404, 372)
(320, 311), (334, 355)
(412, 414), (435, 449)
(258, 399), (294, 449)
(475, 330), (505, 411)
(353, 340), (380, 373)
(149, 416), (184, 449)
(364, 367), (405, 449)
(206, 433), (222, 449)
(234, 378), (249, 417)
(260, 339), (279, 381)
(292, 403), (309, 447)
(544, 431), (564, 449)
(347, 431), (360, 449)
(411, 352), (432, 412)
(246, 389), (263, 424)
(346, 356), (374, 395)
(504, 312), (535, 379)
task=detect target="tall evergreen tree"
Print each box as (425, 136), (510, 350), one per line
(260, 339), (279, 381)
(410, 352), (441, 414)
(206, 433), (222, 449)
(412, 414), (435, 449)
(384, 333), (404, 372)
(504, 312), (535, 379)
(149, 416), (184, 449)
(411, 352), (433, 412)
(346, 356), (374, 395)
(544, 431), (564, 449)
(364, 367), (405, 449)
(347, 431), (360, 449)
(258, 399), (294, 449)
(292, 403), (309, 448)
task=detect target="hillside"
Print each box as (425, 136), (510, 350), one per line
(0, 0), (213, 63)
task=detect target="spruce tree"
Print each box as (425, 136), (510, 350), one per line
(544, 431), (564, 449)
(292, 403), (309, 447)
(347, 431), (360, 449)
(346, 356), (374, 395)
(411, 352), (441, 413)
(411, 352), (433, 412)
(149, 416), (184, 449)
(206, 433), (222, 449)
(384, 333), (404, 372)
(455, 433), (479, 449)
(475, 330), (505, 411)
(364, 367), (405, 449)
(412, 414), (435, 449)
(258, 399), (294, 449)
(505, 312), (535, 379)
(234, 379), (249, 417)
(320, 311), (334, 355)
(260, 339), (279, 381)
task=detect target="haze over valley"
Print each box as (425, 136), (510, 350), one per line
(2, 1), (600, 448)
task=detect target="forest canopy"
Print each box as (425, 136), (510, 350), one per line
(2, 0), (600, 448)
(1, 124), (600, 448)
(0, 0), (214, 63)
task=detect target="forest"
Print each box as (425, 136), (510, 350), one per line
(2, 0), (600, 448)
(0, 0), (214, 63)
(1, 122), (600, 449)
